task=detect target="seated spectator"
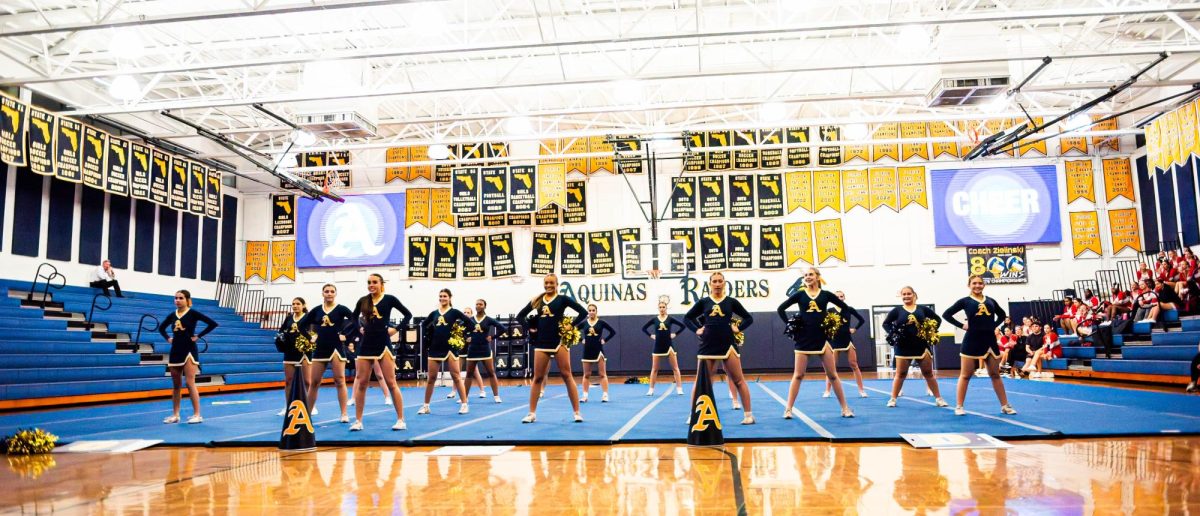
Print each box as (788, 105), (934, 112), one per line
(1137, 262), (1154, 283)
(1187, 342), (1199, 393)
(998, 327), (1016, 370)
(1135, 279), (1161, 324)
(89, 259), (124, 298)
(1104, 283), (1133, 323)
(1023, 324), (1059, 376)
(1155, 256), (1173, 283)
(1072, 298), (1095, 337)
(1053, 297), (1077, 335)
(1155, 277), (1181, 329)
(1184, 247), (1198, 271)
(1173, 260), (1194, 305)
(1083, 289), (1101, 311)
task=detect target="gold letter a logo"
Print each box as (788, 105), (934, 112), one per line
(691, 395), (722, 432)
(283, 400), (314, 436)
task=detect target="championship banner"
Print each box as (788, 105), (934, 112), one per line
(169, 158), (189, 211)
(617, 227), (642, 272)
(1102, 158), (1135, 202)
(434, 144), (456, 183)
(26, 106), (54, 175)
(1064, 160), (1095, 204)
(684, 132), (706, 172)
(410, 145), (432, 181)
(786, 126), (811, 167)
(488, 233), (516, 278)
(670, 176), (697, 219)
(104, 136), (130, 196)
(928, 121), (959, 159)
(841, 169), (869, 212)
(760, 129), (783, 168)
(898, 166), (928, 209)
(462, 235), (487, 279)
(1069, 211), (1102, 257)
(783, 222), (814, 267)
(726, 224), (752, 270)
(1108, 208), (1141, 254)
(540, 139), (563, 166)
(55, 117), (83, 182)
(1017, 118), (1048, 156)
(560, 232), (586, 276)
(405, 188), (431, 228)
(205, 169), (221, 219)
(869, 167), (898, 212)
(564, 180), (587, 224)
(81, 125), (106, 190)
(537, 162), (567, 209)
(985, 119), (1017, 156)
(759, 224), (785, 269)
(588, 230), (617, 275)
(506, 212), (531, 226)
(150, 149), (171, 206)
(1059, 133), (1088, 156)
(430, 188), (453, 227)
(817, 126), (842, 166)
(615, 139), (645, 174)
(563, 137), (588, 175)
(327, 151), (352, 189)
(455, 214), (480, 229)
(728, 174), (755, 218)
(1093, 116), (1121, 153)
(756, 173), (784, 217)
(733, 130), (758, 170)
(843, 141), (869, 164)
(483, 213), (506, 227)
(451, 167), (480, 215)
(245, 241), (269, 281)
(813, 169), (841, 213)
(705, 130), (732, 171)
(784, 170), (813, 213)
(670, 227), (697, 272)
(129, 143), (151, 200)
(486, 141), (510, 164)
(698, 175), (726, 218)
(0, 93), (27, 166)
(270, 240), (296, 282)
(1145, 120), (1162, 171)
(957, 120), (981, 158)
(814, 218), (847, 264)
(1189, 99), (1200, 159)
(408, 236), (431, 278)
(1164, 111), (1181, 167)
(273, 194), (296, 236)
(188, 162), (206, 215)
(587, 135), (614, 174)
(433, 236), (459, 280)
(967, 245), (1028, 285)
(871, 123), (899, 162)
(699, 225), (728, 271)
(900, 122), (929, 161)
(384, 146), (409, 183)
(1173, 110), (1187, 162)
(534, 204), (561, 226)
(508, 164), (536, 212)
(480, 166), (508, 214)
(531, 231), (558, 276)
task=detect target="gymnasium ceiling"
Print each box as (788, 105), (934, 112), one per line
(3, 0), (1200, 190)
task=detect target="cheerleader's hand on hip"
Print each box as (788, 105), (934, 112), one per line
(387, 327), (397, 337)
(961, 322), (969, 331)
(849, 328), (856, 334)
(191, 336), (198, 343)
(732, 328), (742, 336)
(696, 328), (705, 337)
(670, 333), (677, 339)
(339, 335), (346, 342)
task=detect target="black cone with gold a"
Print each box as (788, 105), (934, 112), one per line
(687, 363), (724, 447)
(279, 367), (316, 451)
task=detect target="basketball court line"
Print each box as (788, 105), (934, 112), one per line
(858, 383), (1057, 434)
(222, 398), (456, 442)
(414, 394), (566, 440)
(1002, 387), (1200, 421)
(755, 383), (835, 439)
(608, 389), (674, 441)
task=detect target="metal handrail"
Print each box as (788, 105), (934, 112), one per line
(27, 262), (66, 306)
(86, 292), (113, 328)
(133, 314), (160, 347)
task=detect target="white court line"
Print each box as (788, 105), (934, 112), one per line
(1004, 388), (1200, 422)
(221, 398), (455, 442)
(414, 394), (566, 440)
(755, 383), (835, 439)
(859, 384), (1057, 434)
(608, 389), (674, 441)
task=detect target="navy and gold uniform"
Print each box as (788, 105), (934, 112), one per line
(577, 318), (616, 362)
(466, 315), (506, 361)
(158, 308), (218, 367)
(883, 306), (942, 360)
(942, 296), (1007, 359)
(830, 305), (866, 351)
(275, 314), (312, 365)
(298, 304), (355, 363)
(516, 294), (587, 352)
(641, 315), (686, 356)
(684, 296), (754, 359)
(422, 307), (468, 361)
(776, 288), (850, 354)
(352, 294), (413, 360)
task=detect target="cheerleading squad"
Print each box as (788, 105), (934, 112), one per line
(159, 270), (1019, 428)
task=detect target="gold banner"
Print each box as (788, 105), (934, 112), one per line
(537, 162), (567, 209)
(1102, 158), (1135, 202)
(928, 121), (959, 158)
(1166, 109), (1181, 167)
(1108, 208), (1141, 254)
(868, 167), (898, 212)
(1064, 160), (1095, 204)
(1092, 116), (1121, 153)
(562, 137), (588, 174)
(0, 92), (28, 166)
(957, 120), (980, 158)
(1172, 108), (1189, 163)
(813, 169), (841, 213)
(430, 188), (453, 227)
(1184, 100), (1200, 160)
(1069, 211), (1102, 258)
(1145, 119), (1162, 171)
(1017, 118), (1048, 156)
(405, 188), (431, 227)
(985, 119), (1017, 156)
(783, 221), (814, 267)
(900, 122), (928, 161)
(841, 169), (869, 212)
(814, 218), (846, 264)
(539, 139), (563, 166)
(271, 240), (296, 282)
(898, 166), (928, 209)
(1059, 133), (1088, 157)
(843, 140), (870, 164)
(784, 170), (812, 213)
(871, 123), (899, 162)
(588, 135), (614, 174)
(385, 147), (409, 183)
(245, 241), (269, 281)
(409, 145), (432, 181)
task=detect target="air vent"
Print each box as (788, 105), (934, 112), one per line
(293, 111), (378, 139)
(927, 76), (1011, 107)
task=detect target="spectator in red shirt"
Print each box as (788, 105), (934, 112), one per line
(1137, 262), (1154, 283)
(1054, 298), (1077, 335)
(1023, 324), (1060, 376)
(1073, 298), (1095, 336)
(1135, 279), (1161, 324)
(1104, 283), (1133, 322)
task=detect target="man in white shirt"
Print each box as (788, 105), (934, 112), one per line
(90, 259), (124, 298)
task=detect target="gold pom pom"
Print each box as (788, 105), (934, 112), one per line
(294, 332), (316, 354)
(558, 318), (581, 348)
(448, 323), (466, 352)
(4, 428), (58, 455)
(732, 317), (746, 346)
(917, 318), (941, 346)
(822, 312), (844, 340)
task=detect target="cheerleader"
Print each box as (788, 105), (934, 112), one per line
(683, 272), (755, 425)
(942, 275), (1016, 416)
(419, 289), (471, 415)
(158, 290), (218, 424)
(349, 273), (412, 431)
(300, 284), (357, 423)
(882, 286), (947, 407)
(515, 273), (587, 423)
(822, 291), (867, 399)
(275, 297), (312, 417)
(577, 303), (615, 403)
(346, 333), (393, 409)
(640, 297), (687, 396)
(453, 306), (491, 400)
(776, 267), (854, 419)
(462, 300), (505, 403)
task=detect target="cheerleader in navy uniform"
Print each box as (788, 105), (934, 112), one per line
(822, 291), (868, 399)
(275, 297), (312, 417)
(683, 272), (755, 425)
(299, 284), (357, 423)
(641, 297), (687, 396)
(776, 267), (854, 419)
(515, 273), (587, 423)
(942, 275), (1017, 416)
(419, 289), (471, 415)
(578, 303), (615, 403)
(349, 274), (413, 431)
(463, 299), (506, 403)
(158, 290), (218, 424)
(883, 286), (948, 408)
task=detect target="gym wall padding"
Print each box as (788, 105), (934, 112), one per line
(11, 169), (44, 258)
(157, 207), (177, 277)
(1178, 159), (1200, 247)
(179, 213), (199, 279)
(107, 195), (131, 269)
(45, 179), (75, 261)
(1156, 162), (1179, 247)
(132, 200), (156, 273)
(0, 165), (6, 252)
(78, 186), (105, 265)
(219, 194), (238, 282)
(201, 216), (218, 282)
(1137, 156), (1160, 253)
